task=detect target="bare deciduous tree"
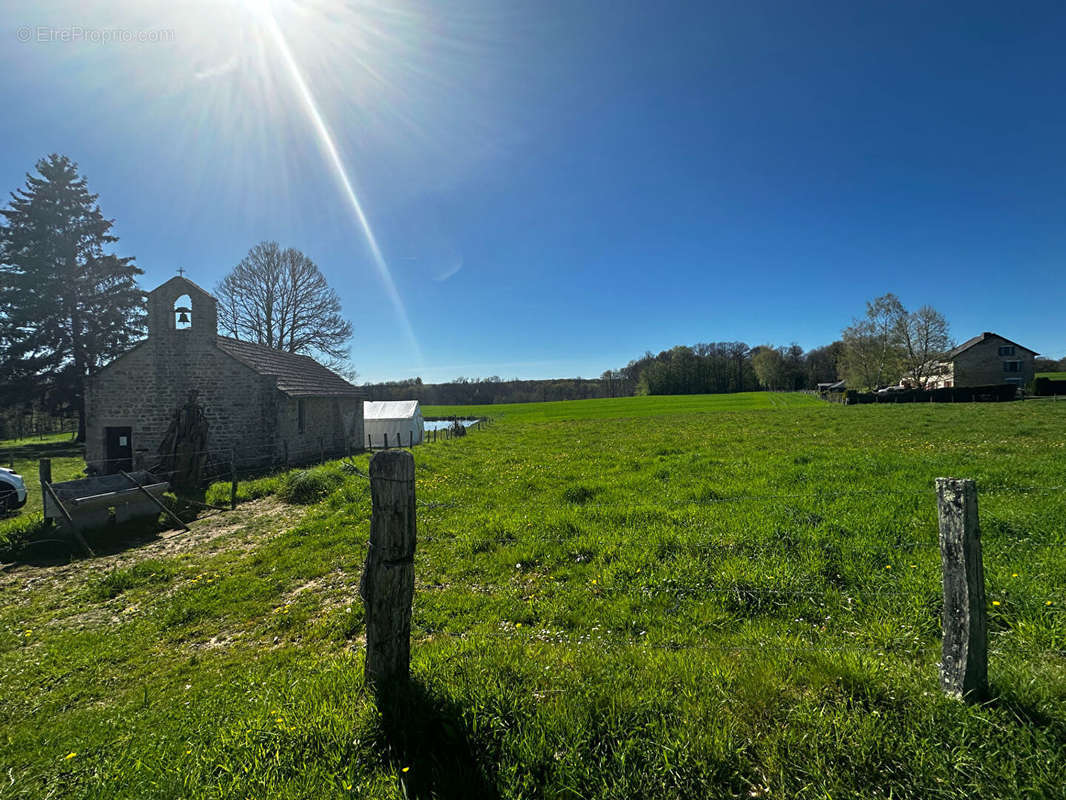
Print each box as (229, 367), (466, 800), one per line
(840, 293), (905, 389)
(216, 242), (353, 370)
(896, 305), (952, 387)
(840, 293), (952, 389)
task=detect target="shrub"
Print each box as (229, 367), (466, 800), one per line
(563, 484), (602, 504)
(90, 560), (174, 600)
(0, 513), (50, 561)
(278, 466), (346, 505)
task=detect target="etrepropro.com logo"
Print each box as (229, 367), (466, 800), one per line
(16, 25), (175, 44)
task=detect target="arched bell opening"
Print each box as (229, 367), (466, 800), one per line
(174, 294), (193, 330)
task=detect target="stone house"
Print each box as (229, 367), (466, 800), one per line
(923, 332), (1037, 389)
(85, 276), (365, 474)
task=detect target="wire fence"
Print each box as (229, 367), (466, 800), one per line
(31, 421), (1065, 670)
(353, 453), (1066, 683)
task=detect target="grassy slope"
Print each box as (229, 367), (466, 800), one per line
(1, 394), (1064, 799)
(1036, 372), (1066, 380)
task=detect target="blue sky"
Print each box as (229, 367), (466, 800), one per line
(2, 0), (1065, 383)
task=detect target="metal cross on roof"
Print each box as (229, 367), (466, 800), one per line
(176, 267), (186, 277)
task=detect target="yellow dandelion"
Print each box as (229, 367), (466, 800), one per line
(909, 564), (917, 569)
(64, 752), (77, 760)
(885, 565), (892, 570)
(401, 766), (410, 773)
(186, 750), (192, 754)
(1012, 573), (1018, 578)
(515, 623), (522, 628)
(23, 630), (32, 636)
(1047, 601), (1054, 606)
(591, 579), (597, 585)
(992, 601), (1000, 607)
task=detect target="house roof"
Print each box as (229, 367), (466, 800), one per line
(215, 337), (365, 398)
(946, 332), (1038, 360)
(364, 400), (421, 420)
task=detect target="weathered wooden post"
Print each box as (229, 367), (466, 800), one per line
(936, 478), (988, 700)
(384, 432), (389, 449)
(39, 458), (51, 518)
(360, 449), (416, 691)
(229, 449), (238, 510)
(367, 433), (373, 451)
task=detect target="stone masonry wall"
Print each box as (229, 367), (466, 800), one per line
(86, 334), (278, 472)
(953, 335), (1035, 387)
(276, 396), (364, 463)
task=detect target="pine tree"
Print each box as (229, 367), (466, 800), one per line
(0, 154), (145, 440)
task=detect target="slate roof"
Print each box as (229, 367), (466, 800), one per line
(216, 337), (366, 398)
(945, 332), (1038, 360)
(364, 400), (421, 420)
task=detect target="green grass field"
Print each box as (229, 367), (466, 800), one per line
(424, 389), (819, 422)
(1, 393), (1064, 798)
(1036, 371), (1066, 380)
(0, 433), (86, 550)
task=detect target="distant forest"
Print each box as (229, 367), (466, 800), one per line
(364, 339), (1066, 406)
(364, 340), (846, 405)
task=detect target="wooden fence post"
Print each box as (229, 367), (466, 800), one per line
(230, 450), (238, 510)
(384, 432), (389, 449)
(936, 478), (988, 700)
(39, 458), (51, 518)
(368, 433), (372, 451)
(360, 449), (416, 691)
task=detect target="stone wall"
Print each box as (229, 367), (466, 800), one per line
(86, 334), (278, 472)
(952, 335), (1035, 388)
(276, 395), (363, 463)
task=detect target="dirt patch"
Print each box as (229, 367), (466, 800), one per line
(0, 496), (305, 593)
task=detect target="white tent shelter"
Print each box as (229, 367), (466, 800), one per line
(364, 400), (424, 448)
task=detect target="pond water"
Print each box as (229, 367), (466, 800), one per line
(423, 419), (481, 431)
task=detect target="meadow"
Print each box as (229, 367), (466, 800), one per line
(1, 393), (1064, 799)
(0, 433), (87, 553)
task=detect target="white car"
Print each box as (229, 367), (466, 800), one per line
(0, 467), (28, 513)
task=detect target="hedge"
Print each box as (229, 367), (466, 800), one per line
(836, 384), (1020, 405)
(1031, 377), (1066, 396)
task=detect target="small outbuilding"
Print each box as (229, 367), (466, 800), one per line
(363, 401), (424, 448)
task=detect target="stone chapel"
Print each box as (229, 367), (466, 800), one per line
(85, 276), (365, 473)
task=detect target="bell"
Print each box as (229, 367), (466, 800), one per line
(175, 306), (191, 324)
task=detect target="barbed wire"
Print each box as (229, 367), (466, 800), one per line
(407, 629), (1066, 658)
(413, 578), (1066, 600)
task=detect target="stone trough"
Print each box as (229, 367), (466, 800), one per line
(44, 471), (169, 532)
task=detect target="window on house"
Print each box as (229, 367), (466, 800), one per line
(298, 398), (306, 433)
(1005, 378), (1022, 385)
(998, 345), (1015, 356)
(1004, 361), (1020, 373)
